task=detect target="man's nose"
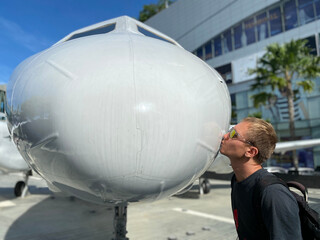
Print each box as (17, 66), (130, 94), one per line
(223, 132), (229, 140)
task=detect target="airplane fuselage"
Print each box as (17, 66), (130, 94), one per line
(6, 16), (231, 204)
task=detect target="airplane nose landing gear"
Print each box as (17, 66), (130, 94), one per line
(199, 178), (211, 195)
(14, 170), (32, 197)
(113, 203), (129, 240)
(14, 181), (26, 197)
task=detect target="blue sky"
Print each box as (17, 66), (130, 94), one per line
(0, 0), (158, 84)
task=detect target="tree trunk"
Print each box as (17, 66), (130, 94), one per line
(286, 77), (299, 171)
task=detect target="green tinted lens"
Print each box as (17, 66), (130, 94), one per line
(230, 129), (236, 138)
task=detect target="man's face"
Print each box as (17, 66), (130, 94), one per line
(220, 122), (251, 159)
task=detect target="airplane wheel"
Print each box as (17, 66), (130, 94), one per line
(14, 181), (26, 197)
(201, 179), (210, 194)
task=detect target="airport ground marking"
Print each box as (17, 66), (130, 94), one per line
(0, 200), (16, 208)
(309, 190), (320, 195)
(173, 207), (234, 224)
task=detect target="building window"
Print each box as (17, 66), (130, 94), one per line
(284, 0), (298, 30)
(319, 33), (320, 54)
(308, 96), (320, 119)
(204, 41), (212, 60)
(304, 35), (317, 55)
(269, 7), (283, 36)
(233, 24), (243, 49)
(215, 63), (232, 84)
(223, 29), (233, 53)
(235, 91), (249, 120)
(315, 0), (320, 18)
(214, 36), (222, 57)
(298, 0), (315, 25)
(256, 12), (269, 41)
(231, 94), (237, 124)
(244, 18), (256, 45)
(196, 47), (203, 59)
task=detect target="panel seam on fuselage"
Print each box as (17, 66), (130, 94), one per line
(127, 29), (143, 177)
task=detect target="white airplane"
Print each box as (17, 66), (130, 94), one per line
(0, 112), (31, 197)
(6, 16), (231, 239)
(274, 138), (320, 154)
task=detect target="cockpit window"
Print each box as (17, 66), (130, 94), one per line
(66, 23), (116, 42)
(137, 26), (175, 45)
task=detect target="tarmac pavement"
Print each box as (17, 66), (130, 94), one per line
(0, 173), (319, 240)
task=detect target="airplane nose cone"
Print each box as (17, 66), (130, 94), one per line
(6, 32), (231, 204)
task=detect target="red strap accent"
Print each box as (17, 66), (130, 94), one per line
(233, 209), (239, 229)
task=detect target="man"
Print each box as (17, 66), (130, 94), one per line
(220, 117), (302, 240)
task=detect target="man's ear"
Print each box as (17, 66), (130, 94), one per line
(245, 146), (259, 158)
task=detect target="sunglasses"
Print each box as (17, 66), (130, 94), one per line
(228, 127), (254, 146)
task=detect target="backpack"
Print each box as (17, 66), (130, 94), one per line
(253, 174), (320, 240)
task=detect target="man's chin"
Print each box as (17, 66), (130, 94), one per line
(219, 147), (226, 155)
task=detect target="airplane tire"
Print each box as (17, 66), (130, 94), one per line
(14, 181), (26, 197)
(201, 179), (211, 194)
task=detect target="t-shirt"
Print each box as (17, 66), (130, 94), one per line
(231, 168), (302, 240)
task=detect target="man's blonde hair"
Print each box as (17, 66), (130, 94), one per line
(242, 117), (278, 164)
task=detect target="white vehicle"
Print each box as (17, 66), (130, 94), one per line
(0, 112), (31, 197)
(288, 167), (315, 175)
(6, 16), (231, 238)
(264, 166), (288, 174)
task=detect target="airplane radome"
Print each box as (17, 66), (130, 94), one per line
(6, 16), (231, 205)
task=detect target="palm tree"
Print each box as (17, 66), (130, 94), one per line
(139, 0), (175, 22)
(249, 39), (320, 170)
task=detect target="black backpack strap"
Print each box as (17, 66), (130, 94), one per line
(252, 175), (287, 237)
(231, 174), (236, 186)
(287, 181), (308, 202)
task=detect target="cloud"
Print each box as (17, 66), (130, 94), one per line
(0, 17), (53, 52)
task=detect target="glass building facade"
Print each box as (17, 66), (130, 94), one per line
(190, 0), (320, 169)
(194, 0), (320, 59)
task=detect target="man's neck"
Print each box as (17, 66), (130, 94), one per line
(231, 158), (262, 182)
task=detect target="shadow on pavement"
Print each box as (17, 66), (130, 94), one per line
(4, 196), (115, 240)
